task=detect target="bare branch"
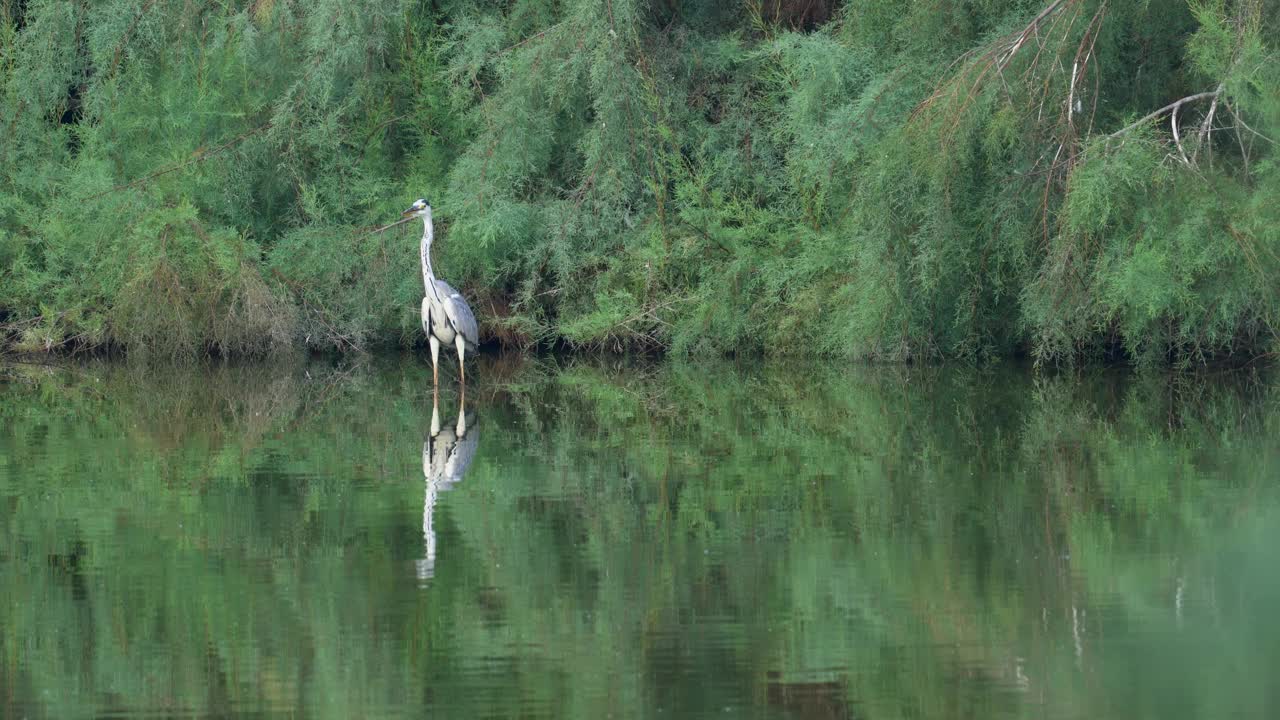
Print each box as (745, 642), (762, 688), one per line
(1193, 82), (1226, 165)
(1223, 98), (1277, 146)
(360, 216), (415, 236)
(912, 0), (1073, 125)
(81, 123), (271, 201)
(1106, 91), (1220, 140)
(1172, 102), (1190, 165)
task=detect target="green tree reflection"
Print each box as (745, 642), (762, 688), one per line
(1, 359), (1276, 718)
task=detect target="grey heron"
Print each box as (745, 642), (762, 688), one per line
(416, 388), (478, 581)
(403, 199), (478, 386)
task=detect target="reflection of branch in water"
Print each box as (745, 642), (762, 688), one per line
(417, 386), (478, 582)
(286, 358), (369, 433)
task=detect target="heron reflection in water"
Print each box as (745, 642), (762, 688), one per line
(416, 387), (478, 581)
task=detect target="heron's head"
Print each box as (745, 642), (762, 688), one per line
(402, 198), (431, 219)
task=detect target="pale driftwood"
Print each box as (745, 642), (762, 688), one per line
(1106, 91), (1220, 141)
(1172, 102), (1190, 165)
(1193, 82), (1226, 166)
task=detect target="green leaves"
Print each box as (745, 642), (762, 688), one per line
(0, 0), (1276, 362)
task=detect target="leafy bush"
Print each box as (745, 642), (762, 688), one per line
(1, 0), (1276, 363)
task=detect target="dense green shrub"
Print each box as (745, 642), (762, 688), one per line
(1, 0), (1276, 363)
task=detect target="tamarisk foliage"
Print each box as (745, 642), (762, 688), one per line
(1, 0), (1276, 363)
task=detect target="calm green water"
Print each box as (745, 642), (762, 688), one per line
(1, 357), (1278, 719)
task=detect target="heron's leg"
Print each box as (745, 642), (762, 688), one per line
(430, 386), (441, 436)
(429, 335), (440, 387)
(455, 334), (467, 387)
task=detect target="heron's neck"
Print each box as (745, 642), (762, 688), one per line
(421, 214), (443, 303)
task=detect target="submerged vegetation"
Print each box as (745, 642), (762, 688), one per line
(0, 0), (1277, 363)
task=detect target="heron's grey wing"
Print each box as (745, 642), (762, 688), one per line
(434, 279), (479, 348)
(427, 430), (454, 481)
(420, 296), (433, 334)
(443, 433), (478, 486)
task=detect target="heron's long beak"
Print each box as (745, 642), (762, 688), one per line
(402, 208), (417, 218)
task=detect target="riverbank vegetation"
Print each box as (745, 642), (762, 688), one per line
(1, 0), (1277, 364)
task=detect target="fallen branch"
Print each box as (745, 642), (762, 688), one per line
(1106, 90), (1220, 140)
(1193, 82), (1226, 165)
(1172, 101), (1190, 165)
